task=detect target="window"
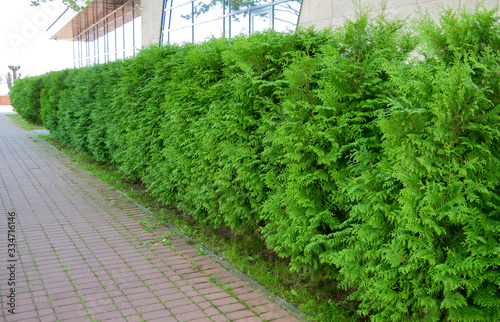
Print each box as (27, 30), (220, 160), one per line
(161, 0), (301, 44)
(73, 1), (141, 68)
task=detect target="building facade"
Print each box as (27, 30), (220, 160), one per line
(298, 0), (500, 30)
(47, 0), (500, 68)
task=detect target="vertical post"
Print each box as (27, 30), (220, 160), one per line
(94, 25), (97, 65)
(103, 0), (106, 62)
(122, 6), (126, 59)
(191, 0), (194, 43)
(160, 0), (165, 44)
(114, 12), (118, 60)
(85, 31), (87, 66)
(105, 17), (109, 62)
(79, 35), (82, 67)
(97, 25), (100, 64)
(132, 0), (136, 55)
(87, 31), (90, 66)
(81, 35), (83, 67)
(222, 0), (226, 38)
(77, 35), (80, 67)
(248, 6), (252, 34)
(167, 0), (173, 44)
(228, 0), (231, 38)
(106, 17), (110, 62)
(271, 1), (274, 30)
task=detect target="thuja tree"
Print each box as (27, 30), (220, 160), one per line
(261, 12), (416, 276)
(9, 75), (44, 124)
(40, 69), (69, 132)
(331, 6), (500, 321)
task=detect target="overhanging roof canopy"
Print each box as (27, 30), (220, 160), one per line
(49, 0), (141, 40)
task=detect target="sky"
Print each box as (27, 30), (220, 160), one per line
(0, 0), (74, 94)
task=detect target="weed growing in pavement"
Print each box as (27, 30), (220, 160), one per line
(161, 231), (172, 247)
(208, 274), (232, 294)
(139, 217), (158, 232)
(197, 246), (206, 256)
(190, 262), (202, 271)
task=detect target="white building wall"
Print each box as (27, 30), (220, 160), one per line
(141, 0), (164, 46)
(298, 0), (500, 30)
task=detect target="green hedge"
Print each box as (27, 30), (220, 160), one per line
(331, 8), (500, 321)
(10, 75), (44, 124)
(10, 6), (500, 321)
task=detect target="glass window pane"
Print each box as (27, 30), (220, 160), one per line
(273, 0), (301, 32)
(170, 3), (193, 29)
(229, 0), (271, 13)
(172, 0), (192, 7)
(116, 24), (124, 59)
(134, 16), (142, 50)
(193, 0), (224, 24)
(162, 9), (171, 44)
(230, 12), (249, 37)
(170, 26), (193, 44)
(98, 29), (105, 63)
(194, 19), (224, 43)
(250, 6), (270, 33)
(88, 36), (95, 65)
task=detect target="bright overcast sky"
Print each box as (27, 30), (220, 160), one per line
(0, 0), (74, 94)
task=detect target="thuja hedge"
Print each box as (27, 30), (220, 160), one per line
(9, 75), (44, 124)
(11, 6), (500, 320)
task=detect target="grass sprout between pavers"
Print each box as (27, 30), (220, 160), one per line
(6, 114), (45, 130)
(8, 114), (360, 322)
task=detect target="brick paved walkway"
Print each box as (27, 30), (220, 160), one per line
(0, 113), (303, 322)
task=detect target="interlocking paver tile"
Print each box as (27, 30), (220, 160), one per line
(171, 303), (199, 315)
(211, 314), (229, 321)
(245, 297), (271, 307)
(176, 309), (206, 321)
(260, 308), (292, 320)
(227, 310), (257, 320)
(219, 302), (247, 313)
(0, 113), (303, 321)
(212, 297), (238, 306)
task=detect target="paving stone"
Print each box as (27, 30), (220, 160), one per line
(226, 310), (256, 320)
(234, 317), (261, 322)
(171, 303), (200, 315)
(0, 114), (302, 322)
(273, 317), (301, 322)
(212, 297), (238, 306)
(219, 302), (247, 313)
(260, 308), (290, 320)
(211, 315), (229, 322)
(176, 309), (206, 321)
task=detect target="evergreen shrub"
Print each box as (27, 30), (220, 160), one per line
(40, 69), (68, 131)
(330, 6), (500, 321)
(9, 6), (500, 320)
(261, 12), (416, 277)
(9, 75), (44, 124)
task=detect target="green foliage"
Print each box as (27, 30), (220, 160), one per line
(262, 13), (416, 277)
(9, 75), (44, 125)
(330, 5), (500, 321)
(40, 69), (68, 132)
(11, 6), (500, 320)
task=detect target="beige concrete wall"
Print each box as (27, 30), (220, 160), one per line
(141, 0), (164, 46)
(298, 0), (500, 30)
